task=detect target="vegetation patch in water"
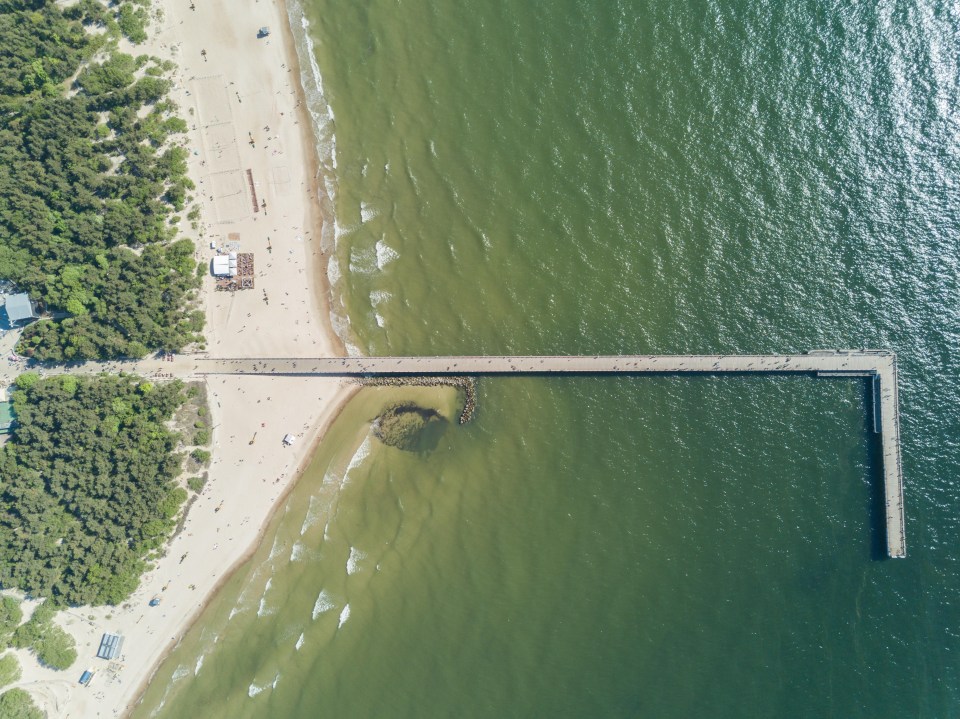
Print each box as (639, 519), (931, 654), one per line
(372, 402), (443, 451)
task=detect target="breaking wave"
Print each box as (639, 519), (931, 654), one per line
(346, 545), (366, 575)
(312, 589), (335, 620)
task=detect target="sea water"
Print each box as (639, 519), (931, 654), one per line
(135, 1), (960, 717)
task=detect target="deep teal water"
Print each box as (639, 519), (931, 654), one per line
(137, 1), (960, 716)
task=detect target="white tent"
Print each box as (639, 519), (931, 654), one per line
(211, 256), (236, 277)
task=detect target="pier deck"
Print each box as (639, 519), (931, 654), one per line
(195, 349), (906, 558)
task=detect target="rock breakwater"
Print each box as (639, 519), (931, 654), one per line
(357, 376), (477, 424)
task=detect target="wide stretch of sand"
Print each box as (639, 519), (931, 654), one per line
(7, 0), (355, 716)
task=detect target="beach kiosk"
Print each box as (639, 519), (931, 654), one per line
(282, 433), (296, 446)
(96, 633), (124, 661)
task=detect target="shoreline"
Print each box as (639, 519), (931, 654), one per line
(276, 0), (347, 359)
(9, 0), (356, 716)
(120, 382), (360, 718)
(120, 0), (350, 713)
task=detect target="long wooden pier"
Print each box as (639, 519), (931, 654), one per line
(195, 349), (906, 558)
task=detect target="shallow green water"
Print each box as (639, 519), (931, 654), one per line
(137, 1), (960, 716)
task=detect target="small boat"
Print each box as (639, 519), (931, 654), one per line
(257, 26), (271, 38)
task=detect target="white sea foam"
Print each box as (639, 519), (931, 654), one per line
(373, 298), (388, 325)
(249, 672), (281, 697)
(334, 219), (356, 242)
(345, 436), (372, 476)
(360, 202), (379, 223)
(324, 175), (338, 210)
(312, 589), (334, 620)
(171, 665), (190, 683)
(349, 246), (378, 274)
(328, 310), (353, 346)
(268, 537), (284, 561)
(375, 239), (399, 269)
(370, 289), (392, 306)
(194, 654), (205, 676)
(300, 494), (322, 536)
(290, 541), (304, 562)
(257, 598), (274, 618)
(346, 546), (366, 575)
(296, 13), (337, 170)
(257, 578), (276, 617)
(295, 632), (306, 651)
(337, 603), (351, 629)
(326, 254), (341, 286)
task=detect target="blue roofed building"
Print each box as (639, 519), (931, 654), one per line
(96, 633), (124, 660)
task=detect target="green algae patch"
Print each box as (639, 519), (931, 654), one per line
(372, 402), (445, 451)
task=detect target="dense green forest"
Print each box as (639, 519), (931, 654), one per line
(0, 0), (204, 361)
(0, 373), (190, 606)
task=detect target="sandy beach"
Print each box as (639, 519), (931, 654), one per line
(6, 0), (354, 716)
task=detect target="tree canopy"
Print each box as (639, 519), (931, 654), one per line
(0, 687), (43, 719)
(0, 374), (190, 605)
(0, 0), (203, 361)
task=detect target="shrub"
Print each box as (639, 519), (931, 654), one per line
(158, 488), (188, 519)
(34, 625), (77, 670)
(116, 3), (148, 43)
(187, 476), (206, 493)
(12, 602), (77, 671)
(0, 654), (21, 687)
